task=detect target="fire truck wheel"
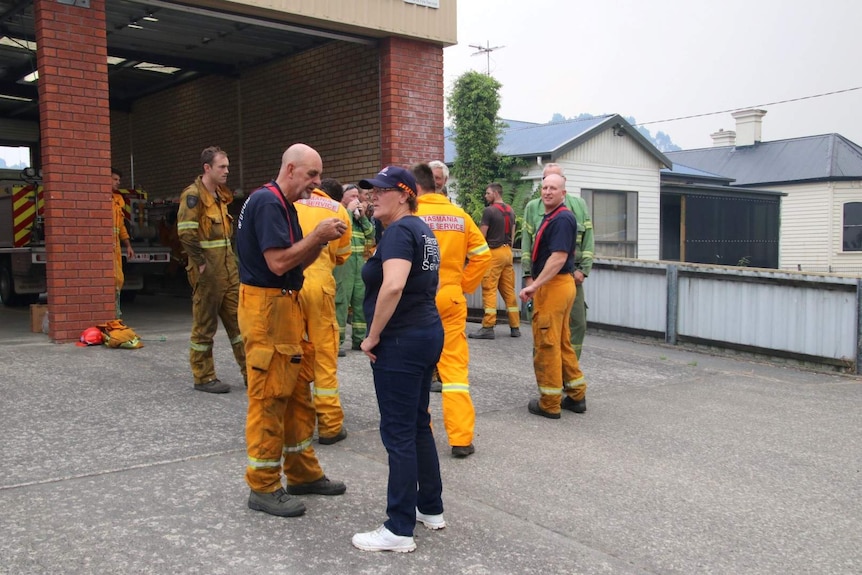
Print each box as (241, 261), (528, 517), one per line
(1, 263), (20, 307)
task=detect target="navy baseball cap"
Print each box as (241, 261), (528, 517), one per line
(358, 166), (417, 196)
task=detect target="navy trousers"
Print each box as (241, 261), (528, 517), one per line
(371, 320), (445, 536)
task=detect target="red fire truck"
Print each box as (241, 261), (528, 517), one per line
(0, 168), (172, 306)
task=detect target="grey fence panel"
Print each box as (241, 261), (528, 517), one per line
(677, 272), (857, 361)
(589, 260), (667, 333)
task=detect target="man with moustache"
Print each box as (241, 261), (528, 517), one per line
(236, 143), (348, 517)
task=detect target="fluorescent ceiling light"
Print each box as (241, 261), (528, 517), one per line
(107, 56), (127, 65)
(127, 22), (144, 29)
(0, 94), (32, 102)
(142, 13), (159, 22)
(133, 62), (180, 74)
(21, 71), (38, 83)
(0, 36), (37, 51)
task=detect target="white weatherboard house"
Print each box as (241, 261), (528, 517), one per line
(445, 114), (672, 260)
(667, 109), (862, 274)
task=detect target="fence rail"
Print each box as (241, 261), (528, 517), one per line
(466, 254), (862, 373)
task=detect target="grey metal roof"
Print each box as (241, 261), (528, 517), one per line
(661, 163), (730, 181)
(666, 134), (862, 186)
(445, 114), (672, 168)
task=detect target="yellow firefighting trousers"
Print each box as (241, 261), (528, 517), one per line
(532, 274), (587, 414)
(481, 245), (520, 329)
(187, 262), (247, 385)
(436, 284), (475, 447)
(298, 275), (343, 438)
(239, 285), (324, 493)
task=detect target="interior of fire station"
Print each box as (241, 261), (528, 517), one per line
(0, 0), (455, 341)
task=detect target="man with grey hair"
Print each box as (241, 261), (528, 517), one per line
(429, 160), (449, 195)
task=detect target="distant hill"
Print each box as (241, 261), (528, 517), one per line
(550, 112), (681, 153)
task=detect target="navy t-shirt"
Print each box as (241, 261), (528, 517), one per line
(236, 182), (305, 290)
(362, 215), (440, 336)
(532, 206), (577, 278)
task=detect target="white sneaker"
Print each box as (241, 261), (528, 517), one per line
(416, 508), (446, 530)
(352, 525), (416, 553)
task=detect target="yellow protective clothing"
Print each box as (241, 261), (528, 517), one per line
(295, 189), (352, 438)
(416, 194), (491, 447)
(531, 274), (587, 414)
(112, 192), (130, 291)
(239, 285), (325, 492)
(112, 193), (130, 317)
(177, 176), (247, 385)
(480, 245), (520, 329)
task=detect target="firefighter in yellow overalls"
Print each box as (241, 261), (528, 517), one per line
(111, 168), (134, 317)
(177, 147), (247, 394)
(296, 185), (352, 443)
(519, 173), (587, 419)
(414, 164), (491, 458)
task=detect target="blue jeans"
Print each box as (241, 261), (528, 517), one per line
(371, 320), (445, 536)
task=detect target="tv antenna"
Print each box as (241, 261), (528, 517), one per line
(469, 41), (505, 75)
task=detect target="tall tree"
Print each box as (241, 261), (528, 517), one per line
(447, 71), (504, 219)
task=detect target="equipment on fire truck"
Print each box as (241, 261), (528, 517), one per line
(0, 168), (172, 307)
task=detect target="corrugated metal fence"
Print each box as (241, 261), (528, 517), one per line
(467, 254), (862, 373)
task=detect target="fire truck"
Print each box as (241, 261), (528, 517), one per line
(0, 167), (173, 306)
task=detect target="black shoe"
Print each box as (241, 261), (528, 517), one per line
(351, 342), (363, 351)
(451, 444), (475, 458)
(510, 327), (521, 338)
(561, 396), (587, 413)
(430, 380), (443, 393)
(194, 379), (230, 394)
(248, 487), (306, 517)
(338, 349), (346, 357)
(287, 475), (347, 496)
(318, 427), (348, 445)
(528, 398), (560, 419)
(468, 327), (495, 339)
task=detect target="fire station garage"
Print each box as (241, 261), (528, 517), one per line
(0, 0), (454, 341)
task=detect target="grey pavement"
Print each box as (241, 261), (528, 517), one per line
(0, 294), (860, 574)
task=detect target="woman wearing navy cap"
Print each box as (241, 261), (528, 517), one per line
(351, 166), (446, 553)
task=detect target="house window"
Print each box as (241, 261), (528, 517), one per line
(844, 202), (862, 251)
(582, 189), (638, 257)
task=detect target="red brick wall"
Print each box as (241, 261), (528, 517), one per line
(35, 0), (114, 341)
(120, 41), (382, 199)
(379, 38), (444, 168)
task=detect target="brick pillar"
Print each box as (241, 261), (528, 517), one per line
(379, 38), (444, 167)
(34, 0), (114, 342)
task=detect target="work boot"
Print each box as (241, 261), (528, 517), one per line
(352, 525), (416, 553)
(194, 379), (230, 394)
(468, 327), (495, 340)
(351, 341), (363, 351)
(510, 327), (521, 338)
(451, 444), (475, 458)
(286, 475), (347, 496)
(528, 398), (560, 419)
(338, 349), (346, 358)
(247, 487), (306, 517)
(561, 396), (587, 413)
(430, 379), (443, 393)
(416, 508), (446, 530)
(318, 427), (348, 445)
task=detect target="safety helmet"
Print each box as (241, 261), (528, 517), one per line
(80, 327), (104, 346)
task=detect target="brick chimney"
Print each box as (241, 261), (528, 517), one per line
(731, 109), (767, 146)
(710, 129), (736, 147)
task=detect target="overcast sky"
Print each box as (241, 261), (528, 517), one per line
(443, 0), (862, 150)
